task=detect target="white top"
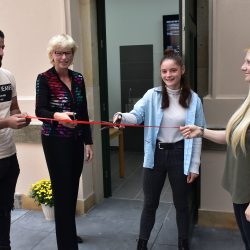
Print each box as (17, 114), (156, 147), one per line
(157, 87), (186, 143)
(0, 68), (17, 159)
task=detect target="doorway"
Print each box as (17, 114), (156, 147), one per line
(96, 0), (203, 241)
(96, 0), (180, 198)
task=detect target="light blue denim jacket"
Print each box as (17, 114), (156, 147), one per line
(122, 86), (206, 175)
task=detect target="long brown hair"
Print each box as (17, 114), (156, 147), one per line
(161, 49), (191, 109)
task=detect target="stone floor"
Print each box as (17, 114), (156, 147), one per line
(10, 150), (245, 249)
(10, 201), (244, 250)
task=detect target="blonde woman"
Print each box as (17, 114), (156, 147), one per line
(36, 34), (93, 250)
(180, 49), (250, 250)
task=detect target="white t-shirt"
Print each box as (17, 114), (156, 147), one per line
(0, 68), (17, 159)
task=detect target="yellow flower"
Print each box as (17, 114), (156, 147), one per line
(30, 179), (54, 207)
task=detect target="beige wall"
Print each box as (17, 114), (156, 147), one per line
(205, 0), (250, 127)
(201, 151), (232, 212)
(0, 0), (67, 199)
(201, 0), (250, 214)
(78, 0), (104, 203)
(0, 0), (67, 115)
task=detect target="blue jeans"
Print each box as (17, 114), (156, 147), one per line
(0, 154), (20, 249)
(139, 140), (190, 240)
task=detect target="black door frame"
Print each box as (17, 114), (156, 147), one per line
(180, 0), (198, 91)
(180, 0), (200, 235)
(96, 0), (112, 197)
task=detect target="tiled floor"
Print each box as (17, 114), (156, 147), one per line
(110, 149), (172, 203)
(9, 150), (245, 249)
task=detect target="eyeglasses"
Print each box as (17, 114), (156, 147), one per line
(54, 51), (73, 57)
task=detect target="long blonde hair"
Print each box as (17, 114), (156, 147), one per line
(226, 85), (250, 157)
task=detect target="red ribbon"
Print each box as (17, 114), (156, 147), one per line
(26, 115), (180, 129)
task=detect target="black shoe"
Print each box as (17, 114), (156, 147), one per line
(77, 235), (83, 244)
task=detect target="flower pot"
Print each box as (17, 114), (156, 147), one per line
(41, 204), (55, 221)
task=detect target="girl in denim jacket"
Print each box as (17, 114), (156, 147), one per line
(114, 49), (206, 250)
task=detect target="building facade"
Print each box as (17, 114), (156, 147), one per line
(1, 0), (250, 227)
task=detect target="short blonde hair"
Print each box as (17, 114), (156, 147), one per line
(47, 34), (77, 64)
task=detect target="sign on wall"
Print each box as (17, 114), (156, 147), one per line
(163, 14), (180, 53)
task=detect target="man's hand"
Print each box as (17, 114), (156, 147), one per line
(7, 114), (28, 129)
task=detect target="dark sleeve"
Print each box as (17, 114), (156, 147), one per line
(80, 77), (93, 145)
(35, 74), (57, 124)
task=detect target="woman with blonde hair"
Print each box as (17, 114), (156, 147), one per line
(36, 34), (93, 250)
(180, 49), (250, 250)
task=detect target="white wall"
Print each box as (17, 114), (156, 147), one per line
(105, 0), (178, 118)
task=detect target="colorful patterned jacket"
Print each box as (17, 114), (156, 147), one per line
(35, 67), (92, 144)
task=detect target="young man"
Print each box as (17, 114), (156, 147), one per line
(0, 30), (30, 250)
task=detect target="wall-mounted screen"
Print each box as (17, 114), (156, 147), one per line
(163, 14), (180, 53)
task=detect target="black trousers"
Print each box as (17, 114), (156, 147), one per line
(233, 203), (250, 250)
(42, 135), (84, 250)
(139, 140), (189, 241)
(0, 154), (20, 249)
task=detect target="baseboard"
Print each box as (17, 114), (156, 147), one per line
(76, 193), (95, 215)
(198, 209), (238, 229)
(15, 193), (95, 214)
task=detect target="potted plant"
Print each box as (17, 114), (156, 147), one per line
(30, 179), (54, 220)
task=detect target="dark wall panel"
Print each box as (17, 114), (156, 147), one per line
(120, 45), (153, 151)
